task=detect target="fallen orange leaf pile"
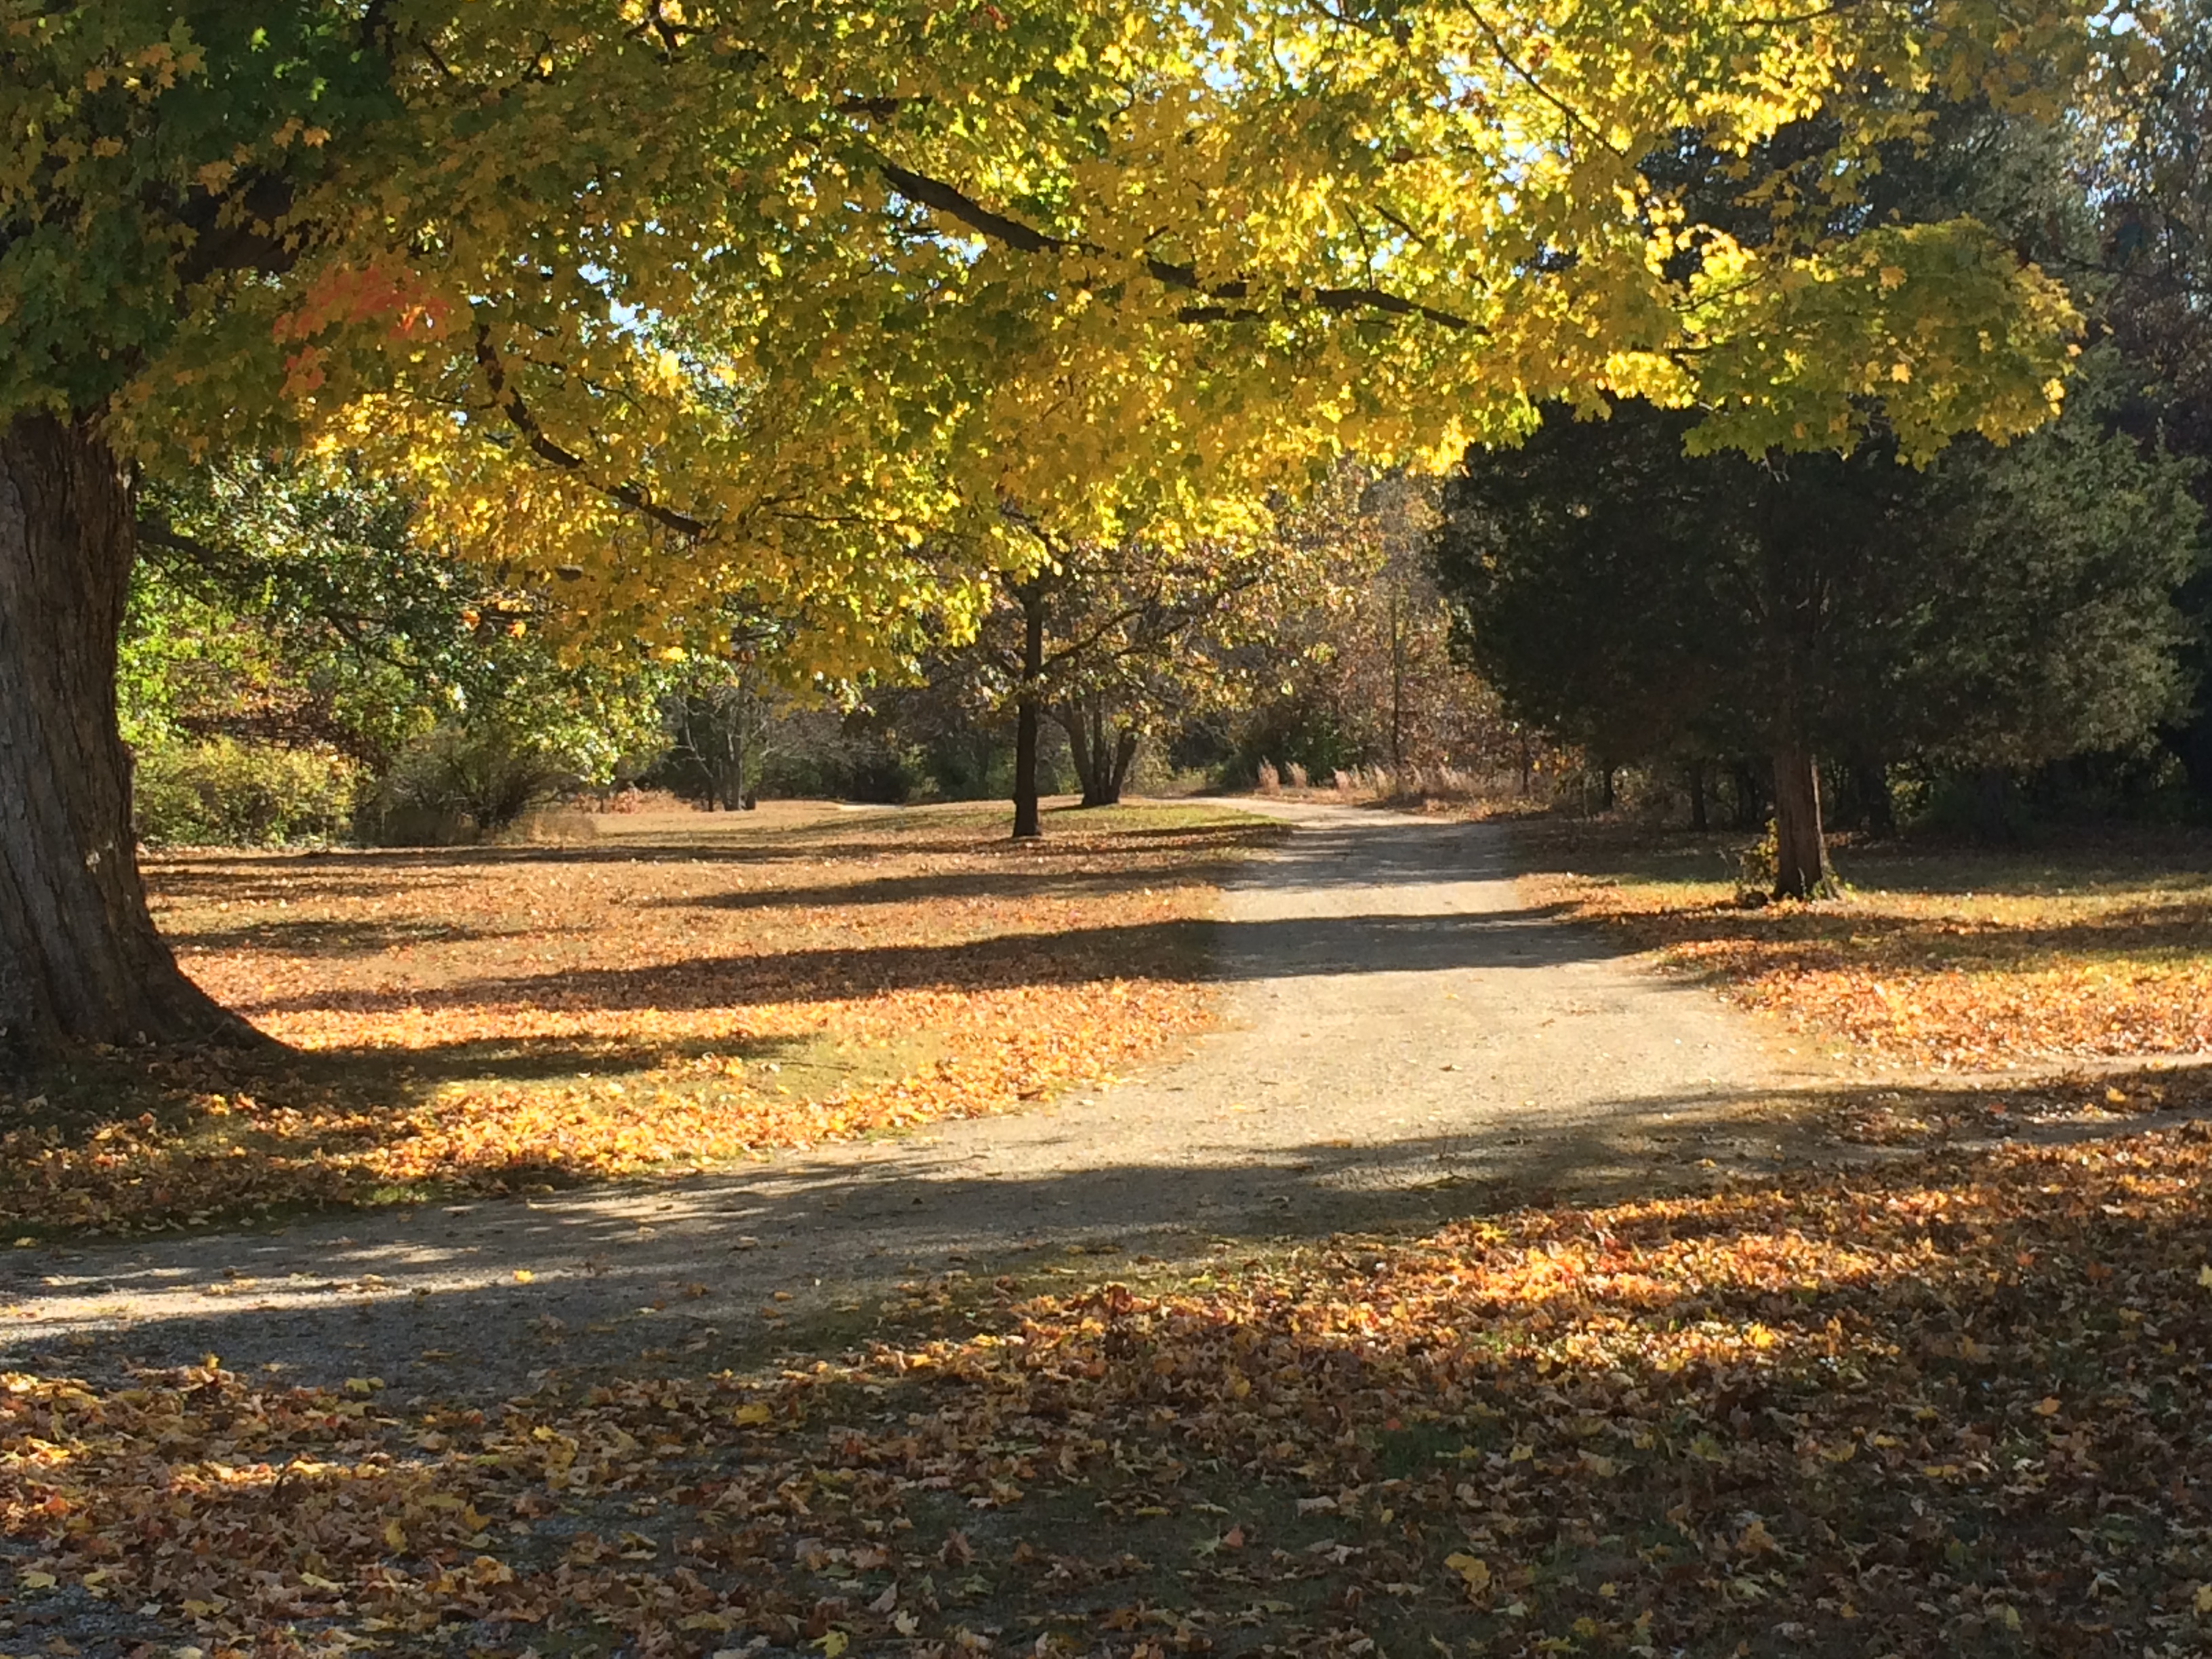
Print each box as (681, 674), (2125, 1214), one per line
(0, 804), (1279, 1235)
(1517, 827), (2212, 1069)
(8, 1126), (2212, 1655)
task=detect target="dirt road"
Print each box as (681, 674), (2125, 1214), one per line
(4, 800), (1803, 1393)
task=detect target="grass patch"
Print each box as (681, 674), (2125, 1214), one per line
(1511, 823), (2212, 1071)
(0, 800), (1284, 1235)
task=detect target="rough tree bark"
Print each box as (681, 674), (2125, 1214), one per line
(1769, 733), (1837, 900)
(1010, 582), (1045, 839)
(0, 414), (255, 1054)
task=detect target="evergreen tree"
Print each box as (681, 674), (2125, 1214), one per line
(1433, 383), (2200, 893)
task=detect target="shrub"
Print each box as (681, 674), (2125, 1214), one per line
(133, 739), (360, 846)
(361, 724), (577, 844)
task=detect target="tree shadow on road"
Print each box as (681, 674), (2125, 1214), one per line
(15, 1059), (2207, 1393)
(12, 1090), (2211, 1659)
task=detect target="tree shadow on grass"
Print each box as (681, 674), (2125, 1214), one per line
(163, 916), (556, 957)
(1504, 821), (2212, 984)
(646, 843), (1277, 916)
(143, 814), (1290, 914)
(14, 1059), (2206, 1378)
(1584, 893), (2212, 972)
(1509, 817), (2212, 899)
(227, 903), (1601, 1021)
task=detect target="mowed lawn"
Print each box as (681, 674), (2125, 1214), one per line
(0, 801), (1283, 1235)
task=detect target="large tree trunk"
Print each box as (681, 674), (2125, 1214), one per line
(1010, 583), (1045, 839)
(0, 414), (254, 1054)
(1769, 736), (1836, 900)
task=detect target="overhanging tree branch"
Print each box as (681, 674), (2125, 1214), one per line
(471, 324), (710, 538)
(878, 163), (1476, 330)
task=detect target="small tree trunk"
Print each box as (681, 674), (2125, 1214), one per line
(1389, 584), (1406, 774)
(1729, 760), (1764, 831)
(1686, 760), (1709, 832)
(1011, 584), (1045, 839)
(1849, 754), (1894, 838)
(0, 413), (255, 1054)
(1067, 702), (1124, 808)
(1108, 725), (1140, 800)
(1770, 738), (1835, 900)
(1059, 701), (1112, 808)
(1086, 705), (1113, 807)
(1969, 766), (2016, 842)
(729, 684), (750, 810)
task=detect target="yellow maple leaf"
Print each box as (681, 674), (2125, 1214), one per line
(1444, 1552), (1491, 1597)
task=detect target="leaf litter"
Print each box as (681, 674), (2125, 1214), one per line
(9, 1128), (2212, 1655)
(1515, 825), (2212, 1070)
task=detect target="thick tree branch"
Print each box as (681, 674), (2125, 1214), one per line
(471, 325), (710, 538)
(879, 163), (1090, 258)
(131, 516), (228, 570)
